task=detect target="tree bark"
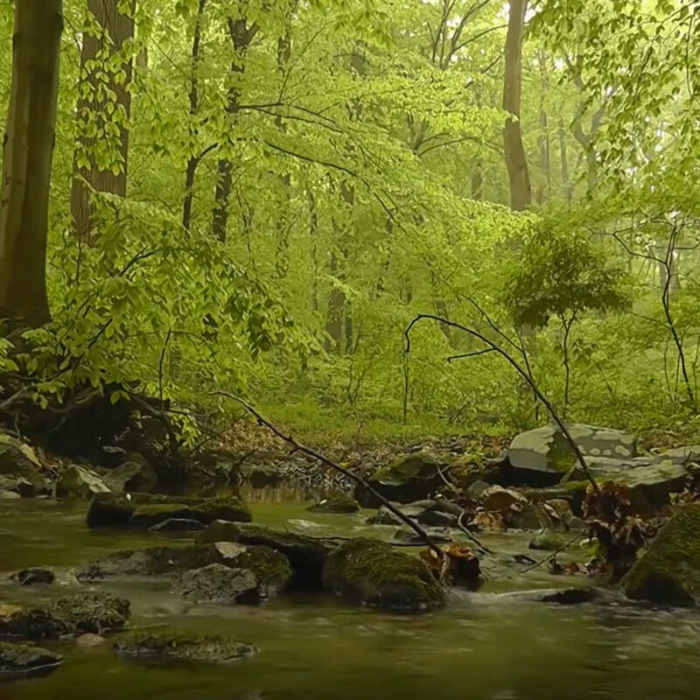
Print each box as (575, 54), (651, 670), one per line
(212, 17), (258, 243)
(71, 0), (135, 242)
(503, 0), (531, 211)
(182, 0), (207, 232)
(0, 0), (63, 328)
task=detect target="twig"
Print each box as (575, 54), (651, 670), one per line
(405, 314), (601, 497)
(212, 392), (445, 557)
(519, 533), (581, 574)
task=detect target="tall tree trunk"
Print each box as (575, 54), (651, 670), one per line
(471, 162), (484, 200)
(212, 17), (258, 243)
(0, 0), (63, 328)
(71, 0), (135, 242)
(503, 0), (531, 212)
(182, 0), (207, 232)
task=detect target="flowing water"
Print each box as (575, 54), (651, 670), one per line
(1, 495), (700, 700)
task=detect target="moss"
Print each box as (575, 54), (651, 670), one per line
(223, 544), (292, 591)
(87, 492), (251, 529)
(195, 520), (242, 545)
(0, 641), (63, 680)
(114, 633), (257, 664)
(621, 503), (700, 606)
(373, 452), (439, 485)
(0, 593), (129, 640)
(322, 538), (445, 612)
(306, 495), (360, 514)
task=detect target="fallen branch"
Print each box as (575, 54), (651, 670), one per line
(213, 391), (445, 557)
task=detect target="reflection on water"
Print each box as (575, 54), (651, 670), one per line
(1, 497), (699, 700)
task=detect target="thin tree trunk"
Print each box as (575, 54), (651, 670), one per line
(0, 0), (62, 328)
(212, 17), (258, 243)
(182, 0), (207, 232)
(71, 0), (135, 242)
(503, 0), (531, 211)
(471, 162), (483, 200)
(558, 119), (572, 201)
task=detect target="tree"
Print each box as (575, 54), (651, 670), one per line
(71, 0), (136, 242)
(503, 0), (531, 211)
(0, 0), (63, 328)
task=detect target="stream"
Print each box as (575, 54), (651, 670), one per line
(1, 492), (700, 700)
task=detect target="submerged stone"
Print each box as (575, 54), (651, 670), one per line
(114, 633), (257, 665)
(622, 503), (700, 607)
(322, 537), (445, 612)
(0, 641), (62, 681)
(0, 593), (129, 640)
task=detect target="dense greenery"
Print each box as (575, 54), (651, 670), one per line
(1, 0), (699, 444)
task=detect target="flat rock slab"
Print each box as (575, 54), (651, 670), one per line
(114, 633), (257, 665)
(0, 641), (62, 681)
(508, 424), (637, 478)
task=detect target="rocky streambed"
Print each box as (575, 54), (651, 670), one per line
(3, 423), (700, 698)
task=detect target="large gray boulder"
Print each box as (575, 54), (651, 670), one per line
(173, 564), (265, 603)
(507, 424), (637, 485)
(103, 460), (157, 493)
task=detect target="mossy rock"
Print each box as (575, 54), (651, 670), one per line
(86, 492), (251, 529)
(306, 494), (360, 514)
(172, 564), (262, 603)
(0, 641), (63, 681)
(0, 593), (129, 641)
(114, 633), (257, 665)
(355, 452), (446, 508)
(621, 503), (700, 607)
(129, 500), (251, 529)
(322, 538), (445, 612)
(196, 521), (334, 589)
(77, 542), (291, 593)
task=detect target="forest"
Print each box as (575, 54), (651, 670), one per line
(1, 1), (700, 699)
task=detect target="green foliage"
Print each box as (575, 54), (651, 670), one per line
(503, 222), (629, 329)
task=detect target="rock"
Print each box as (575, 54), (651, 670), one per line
(322, 538), (445, 612)
(173, 564), (264, 603)
(78, 542), (292, 594)
(196, 521), (333, 589)
(0, 435), (45, 491)
(0, 593), (129, 640)
(148, 518), (206, 534)
(242, 465), (284, 488)
(114, 633), (257, 665)
(56, 465), (111, 499)
(0, 475), (35, 498)
(86, 492), (252, 529)
(481, 485), (528, 512)
(13, 568), (56, 586)
(622, 503), (700, 606)
(354, 452), (447, 508)
(543, 498), (575, 528)
(392, 527), (455, 545)
(467, 480), (491, 500)
(653, 446), (700, 465)
(306, 494), (360, 514)
(0, 641), (62, 681)
(510, 503), (549, 530)
(507, 424), (637, 486)
(0, 490), (20, 500)
(103, 461), (157, 493)
(185, 449), (239, 488)
(528, 531), (567, 551)
(568, 516), (586, 531)
(76, 633), (106, 647)
(366, 500), (444, 527)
